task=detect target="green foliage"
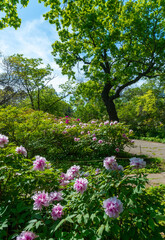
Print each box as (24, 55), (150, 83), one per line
(0, 106), (133, 162)
(41, 0), (165, 120)
(70, 80), (107, 121)
(117, 79), (165, 138)
(0, 143), (164, 239)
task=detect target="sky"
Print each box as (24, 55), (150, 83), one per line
(0, 0), (68, 92)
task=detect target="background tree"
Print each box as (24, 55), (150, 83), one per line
(117, 78), (165, 138)
(70, 80), (107, 121)
(41, 0), (165, 121)
(0, 54), (54, 109)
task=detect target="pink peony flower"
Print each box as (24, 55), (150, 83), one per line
(122, 134), (127, 138)
(92, 133), (96, 137)
(91, 120), (96, 124)
(16, 231), (38, 240)
(130, 157), (146, 169)
(16, 146), (27, 157)
(63, 130), (67, 134)
(51, 203), (64, 220)
(103, 196), (123, 218)
(98, 139), (103, 144)
(115, 148), (120, 153)
(93, 137), (97, 141)
(129, 129), (133, 134)
(59, 173), (70, 186)
(73, 178), (88, 194)
(49, 191), (63, 202)
(74, 137), (80, 142)
(81, 131), (84, 135)
(32, 191), (50, 210)
(67, 165), (80, 179)
(65, 119), (69, 124)
(87, 131), (90, 135)
(104, 120), (109, 125)
(113, 121), (118, 125)
(131, 140), (134, 143)
(110, 122), (114, 126)
(33, 156), (48, 171)
(103, 156), (118, 170)
(0, 134), (9, 147)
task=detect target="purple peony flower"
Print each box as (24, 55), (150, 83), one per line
(32, 191), (50, 210)
(130, 157), (146, 169)
(95, 168), (101, 175)
(16, 146), (27, 157)
(16, 231), (38, 240)
(117, 165), (124, 171)
(103, 156), (118, 170)
(49, 191), (63, 202)
(103, 196), (123, 218)
(51, 203), (64, 220)
(0, 134), (9, 147)
(92, 137), (97, 141)
(73, 178), (88, 194)
(98, 139), (103, 144)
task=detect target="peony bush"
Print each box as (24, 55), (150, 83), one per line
(0, 135), (164, 240)
(0, 106), (133, 162)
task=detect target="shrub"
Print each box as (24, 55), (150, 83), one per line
(0, 106), (133, 162)
(0, 140), (164, 239)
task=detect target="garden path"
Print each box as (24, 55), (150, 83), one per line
(124, 140), (165, 186)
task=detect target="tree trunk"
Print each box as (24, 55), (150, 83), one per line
(101, 83), (119, 121)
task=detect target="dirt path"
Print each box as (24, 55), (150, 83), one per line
(125, 139), (165, 160)
(124, 140), (165, 186)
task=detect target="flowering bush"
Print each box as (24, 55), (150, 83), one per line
(0, 123), (164, 239)
(0, 106), (133, 162)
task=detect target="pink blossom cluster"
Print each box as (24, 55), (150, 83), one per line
(103, 156), (124, 171)
(32, 190), (63, 210)
(74, 137), (80, 142)
(104, 120), (109, 125)
(130, 157), (146, 169)
(51, 203), (64, 220)
(73, 177), (88, 194)
(16, 146), (27, 157)
(0, 134), (9, 147)
(16, 231), (38, 240)
(59, 165), (80, 185)
(66, 165), (80, 179)
(59, 172), (70, 186)
(33, 156), (51, 171)
(49, 191), (63, 202)
(103, 196), (123, 218)
(32, 191), (50, 210)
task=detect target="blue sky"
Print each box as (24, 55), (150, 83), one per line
(0, 0), (68, 92)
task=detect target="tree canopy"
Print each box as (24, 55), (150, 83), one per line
(43, 0), (165, 120)
(1, 0), (165, 120)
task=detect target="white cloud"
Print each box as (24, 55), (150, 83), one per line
(0, 17), (69, 92)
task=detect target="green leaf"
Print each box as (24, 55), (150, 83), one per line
(97, 224), (105, 236)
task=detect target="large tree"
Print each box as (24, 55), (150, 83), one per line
(1, 0), (165, 120)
